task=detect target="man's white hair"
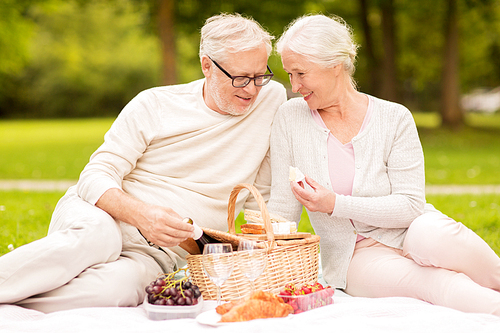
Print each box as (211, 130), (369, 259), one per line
(199, 13), (273, 62)
(277, 14), (359, 85)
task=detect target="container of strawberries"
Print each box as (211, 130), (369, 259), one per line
(277, 282), (334, 314)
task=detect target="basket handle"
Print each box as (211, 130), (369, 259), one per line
(227, 183), (275, 242)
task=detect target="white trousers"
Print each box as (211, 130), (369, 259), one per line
(0, 187), (169, 313)
(345, 212), (500, 316)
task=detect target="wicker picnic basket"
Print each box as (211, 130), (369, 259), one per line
(186, 183), (320, 301)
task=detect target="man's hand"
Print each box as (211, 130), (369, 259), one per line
(138, 205), (194, 247)
(290, 175), (336, 214)
(96, 188), (194, 247)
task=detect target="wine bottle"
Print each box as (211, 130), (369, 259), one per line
(183, 217), (221, 253)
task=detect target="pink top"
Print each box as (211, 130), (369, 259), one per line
(311, 96), (373, 242)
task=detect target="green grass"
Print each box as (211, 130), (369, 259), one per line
(1, 113), (500, 256)
(1, 191), (497, 256)
(2, 113), (500, 184)
(415, 113), (500, 185)
(0, 118), (113, 179)
(0, 191), (63, 255)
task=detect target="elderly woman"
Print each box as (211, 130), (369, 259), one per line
(268, 14), (500, 316)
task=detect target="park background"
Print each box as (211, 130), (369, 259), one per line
(1, 0), (500, 256)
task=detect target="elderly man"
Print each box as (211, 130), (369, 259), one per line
(0, 13), (286, 313)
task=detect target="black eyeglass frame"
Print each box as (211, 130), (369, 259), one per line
(208, 56), (274, 88)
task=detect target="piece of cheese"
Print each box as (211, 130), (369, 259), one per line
(289, 166), (305, 182)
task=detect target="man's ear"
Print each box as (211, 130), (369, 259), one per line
(201, 55), (212, 78)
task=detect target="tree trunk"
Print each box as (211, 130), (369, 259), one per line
(359, 0), (381, 96)
(441, 0), (463, 129)
(380, 0), (398, 102)
(159, 0), (177, 85)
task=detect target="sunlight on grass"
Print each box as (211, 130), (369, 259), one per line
(412, 112), (441, 128)
(0, 191), (63, 255)
(0, 118), (114, 179)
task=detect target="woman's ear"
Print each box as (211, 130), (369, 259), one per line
(201, 56), (212, 78)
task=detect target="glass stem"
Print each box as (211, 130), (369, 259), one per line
(217, 286), (222, 305)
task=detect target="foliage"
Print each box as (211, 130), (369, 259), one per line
(1, 0), (500, 118)
(0, 0), (162, 118)
(0, 0), (34, 76)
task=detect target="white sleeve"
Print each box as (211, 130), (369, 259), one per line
(77, 90), (160, 205)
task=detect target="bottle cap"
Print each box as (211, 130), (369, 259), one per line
(183, 217), (203, 240)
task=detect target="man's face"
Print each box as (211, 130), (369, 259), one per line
(203, 45), (269, 116)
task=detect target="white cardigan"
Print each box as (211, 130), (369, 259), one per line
(268, 96), (437, 289)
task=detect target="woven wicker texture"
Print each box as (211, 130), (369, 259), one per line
(186, 183), (320, 301)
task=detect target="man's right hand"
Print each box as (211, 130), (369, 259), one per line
(95, 188), (195, 247)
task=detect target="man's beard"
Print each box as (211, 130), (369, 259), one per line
(209, 76), (252, 116)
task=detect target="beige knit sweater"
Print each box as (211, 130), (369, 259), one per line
(76, 79), (287, 267)
(268, 95), (437, 289)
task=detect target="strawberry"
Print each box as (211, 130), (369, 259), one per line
(279, 290), (292, 297)
(302, 287), (312, 294)
(289, 300), (298, 311)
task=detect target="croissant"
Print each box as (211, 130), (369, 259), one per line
(215, 299), (241, 315)
(217, 291), (293, 322)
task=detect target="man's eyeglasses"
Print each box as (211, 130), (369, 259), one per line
(208, 56), (274, 88)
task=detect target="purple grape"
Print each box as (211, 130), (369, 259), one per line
(145, 285), (153, 295)
(152, 285), (162, 295)
(155, 298), (167, 305)
(176, 297), (186, 305)
(155, 278), (166, 286)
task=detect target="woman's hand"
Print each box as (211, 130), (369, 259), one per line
(290, 175), (336, 214)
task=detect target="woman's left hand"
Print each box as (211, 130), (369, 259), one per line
(290, 175), (336, 214)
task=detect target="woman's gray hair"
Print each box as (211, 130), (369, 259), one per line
(199, 13), (274, 62)
(277, 14), (359, 79)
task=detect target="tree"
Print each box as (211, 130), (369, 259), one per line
(357, 0), (399, 102)
(158, 0), (177, 85)
(440, 0), (463, 128)
(359, 0), (381, 96)
(380, 0), (398, 102)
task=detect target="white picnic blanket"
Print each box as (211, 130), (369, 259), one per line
(2, 291), (500, 333)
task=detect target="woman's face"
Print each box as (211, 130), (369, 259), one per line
(281, 49), (340, 111)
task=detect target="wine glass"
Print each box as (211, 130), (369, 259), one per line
(202, 243), (234, 305)
(238, 239), (267, 292)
